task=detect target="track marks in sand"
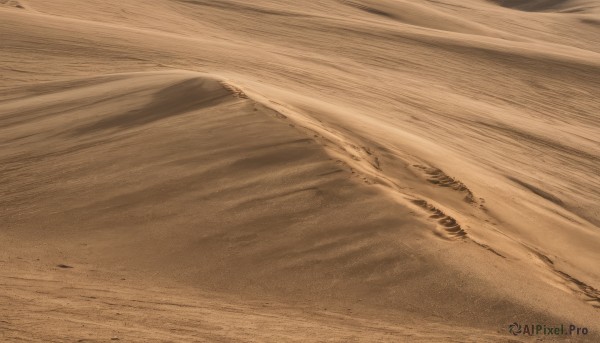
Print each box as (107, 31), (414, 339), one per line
(258, 106), (502, 256)
(411, 199), (467, 240)
(220, 81), (249, 99)
(411, 199), (507, 259)
(257, 99), (384, 185)
(252, 99), (493, 248)
(532, 251), (600, 308)
(413, 165), (476, 204)
(0, 0), (24, 9)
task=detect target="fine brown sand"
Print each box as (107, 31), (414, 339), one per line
(1, 1), (600, 342)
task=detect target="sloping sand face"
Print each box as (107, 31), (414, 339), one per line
(1, 1), (600, 342)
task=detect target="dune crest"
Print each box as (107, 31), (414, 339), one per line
(1, 0), (600, 341)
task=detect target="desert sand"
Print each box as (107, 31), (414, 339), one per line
(1, 0), (600, 342)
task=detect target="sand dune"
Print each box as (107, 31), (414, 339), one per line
(1, 0), (600, 342)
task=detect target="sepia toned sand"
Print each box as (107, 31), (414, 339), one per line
(1, 1), (600, 341)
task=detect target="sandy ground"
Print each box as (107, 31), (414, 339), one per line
(1, 0), (600, 342)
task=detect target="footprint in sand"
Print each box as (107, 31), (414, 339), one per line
(413, 165), (476, 203)
(411, 199), (467, 239)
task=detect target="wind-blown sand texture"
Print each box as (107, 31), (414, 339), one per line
(1, 0), (599, 342)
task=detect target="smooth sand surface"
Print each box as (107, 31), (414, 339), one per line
(1, 1), (600, 342)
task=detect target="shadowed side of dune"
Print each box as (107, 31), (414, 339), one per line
(0, 71), (572, 338)
(490, 0), (599, 12)
(72, 77), (232, 134)
(0, 72), (461, 310)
